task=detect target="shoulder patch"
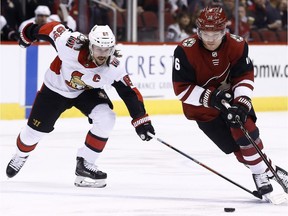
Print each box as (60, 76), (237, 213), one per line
(66, 36), (77, 48)
(230, 34), (244, 42)
(110, 57), (120, 67)
(182, 38), (196, 47)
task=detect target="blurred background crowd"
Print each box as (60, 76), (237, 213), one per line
(1, 0), (287, 43)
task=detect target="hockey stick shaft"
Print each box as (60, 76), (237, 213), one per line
(147, 132), (262, 199)
(221, 100), (287, 192)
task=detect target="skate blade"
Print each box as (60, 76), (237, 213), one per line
(263, 192), (288, 205)
(263, 177), (288, 204)
(74, 176), (106, 188)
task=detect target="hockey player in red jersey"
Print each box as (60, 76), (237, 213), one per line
(172, 7), (287, 202)
(6, 21), (155, 187)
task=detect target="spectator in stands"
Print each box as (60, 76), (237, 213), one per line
(0, 15), (19, 41)
(227, 4), (251, 42)
(0, 15), (7, 31)
(165, 11), (194, 42)
(137, 0), (172, 15)
(89, 0), (126, 28)
(269, 0), (280, 8)
(279, 0), (287, 30)
(187, 0), (208, 16)
(167, 0), (188, 17)
(25, 0), (54, 20)
(111, 0), (160, 15)
(222, 0), (235, 20)
(49, 3), (77, 31)
(55, 0), (79, 33)
(66, 0), (79, 22)
(110, 0), (126, 12)
(138, 0), (161, 13)
(1, 0), (24, 35)
(250, 0), (282, 30)
(19, 5), (51, 32)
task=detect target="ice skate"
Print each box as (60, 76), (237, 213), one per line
(6, 154), (29, 178)
(269, 166), (288, 193)
(74, 157), (107, 188)
(253, 171), (273, 196)
(254, 167), (288, 204)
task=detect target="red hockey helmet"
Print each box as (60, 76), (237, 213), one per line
(196, 7), (227, 31)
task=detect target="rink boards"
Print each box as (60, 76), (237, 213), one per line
(0, 43), (287, 119)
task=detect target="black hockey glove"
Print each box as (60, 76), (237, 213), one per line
(19, 23), (36, 48)
(132, 114), (155, 141)
(226, 96), (252, 128)
(200, 87), (232, 112)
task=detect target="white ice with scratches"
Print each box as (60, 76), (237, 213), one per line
(1, 112), (287, 215)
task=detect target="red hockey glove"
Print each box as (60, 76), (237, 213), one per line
(19, 23), (36, 48)
(200, 87), (232, 111)
(226, 96), (252, 127)
(132, 114), (155, 141)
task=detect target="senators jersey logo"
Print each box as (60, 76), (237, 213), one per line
(182, 38), (196, 47)
(65, 71), (93, 90)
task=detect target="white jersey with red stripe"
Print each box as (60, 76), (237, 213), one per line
(38, 21), (127, 98)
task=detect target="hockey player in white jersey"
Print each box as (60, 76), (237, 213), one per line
(6, 21), (155, 188)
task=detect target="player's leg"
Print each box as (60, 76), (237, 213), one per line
(74, 89), (115, 187)
(197, 115), (274, 196)
(196, 115), (240, 154)
(6, 84), (71, 178)
(6, 126), (46, 178)
(230, 117), (288, 195)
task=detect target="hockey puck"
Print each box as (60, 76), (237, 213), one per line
(224, 208), (235, 212)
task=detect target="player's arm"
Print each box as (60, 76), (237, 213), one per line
(230, 42), (254, 99)
(173, 45), (232, 110)
(112, 75), (155, 141)
(172, 46), (200, 104)
(19, 21), (69, 49)
(226, 42), (255, 127)
(112, 75), (146, 118)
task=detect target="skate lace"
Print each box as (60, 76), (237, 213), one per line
(83, 161), (99, 173)
(9, 155), (27, 171)
(254, 173), (270, 187)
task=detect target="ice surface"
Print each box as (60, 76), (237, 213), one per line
(1, 112), (287, 216)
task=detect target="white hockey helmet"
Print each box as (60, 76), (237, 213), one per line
(34, 5), (51, 16)
(88, 25), (115, 57)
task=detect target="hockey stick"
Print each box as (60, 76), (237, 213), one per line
(221, 100), (287, 193)
(147, 132), (262, 199)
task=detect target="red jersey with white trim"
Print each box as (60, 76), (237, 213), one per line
(27, 21), (146, 118)
(172, 32), (254, 121)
